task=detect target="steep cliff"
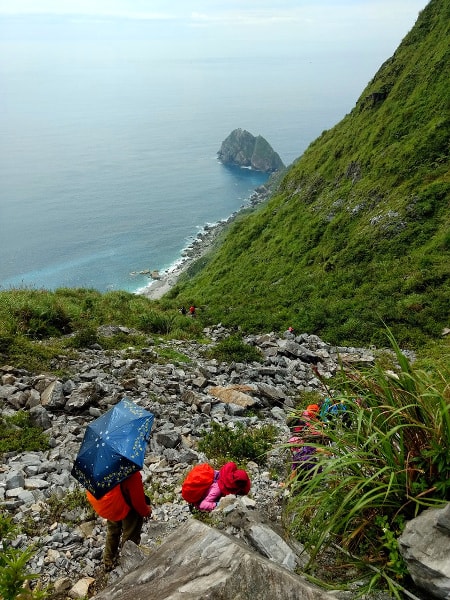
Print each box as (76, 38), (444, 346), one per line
(217, 128), (285, 173)
(169, 0), (450, 347)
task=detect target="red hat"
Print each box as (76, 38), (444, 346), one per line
(218, 462), (251, 496)
(306, 404), (320, 414)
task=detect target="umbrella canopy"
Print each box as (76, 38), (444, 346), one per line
(71, 398), (154, 499)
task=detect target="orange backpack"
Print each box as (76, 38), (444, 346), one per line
(181, 463), (215, 504)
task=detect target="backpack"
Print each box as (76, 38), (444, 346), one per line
(181, 463), (215, 504)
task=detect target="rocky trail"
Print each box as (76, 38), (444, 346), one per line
(1, 325), (385, 598)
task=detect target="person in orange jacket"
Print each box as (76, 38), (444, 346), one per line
(87, 470), (151, 572)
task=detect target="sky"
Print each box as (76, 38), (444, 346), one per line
(0, 0), (429, 60)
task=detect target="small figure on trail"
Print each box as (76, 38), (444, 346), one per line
(180, 306), (187, 315)
(284, 326), (295, 339)
(181, 462), (251, 512)
(321, 397), (351, 429)
(86, 470), (152, 572)
(189, 304), (196, 317)
(287, 435), (326, 484)
(290, 403), (322, 436)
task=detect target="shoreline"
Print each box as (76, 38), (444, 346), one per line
(137, 183), (271, 301)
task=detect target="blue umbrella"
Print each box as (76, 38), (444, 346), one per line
(71, 398), (154, 499)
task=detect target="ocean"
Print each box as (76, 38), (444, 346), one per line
(0, 33), (377, 294)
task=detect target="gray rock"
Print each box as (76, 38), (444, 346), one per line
(154, 429), (181, 449)
(25, 388), (41, 409)
(0, 384), (17, 399)
(1, 325), (417, 599)
(40, 380), (65, 409)
(245, 522), (298, 571)
(437, 504), (450, 534)
(399, 505), (450, 600)
(6, 470), (25, 490)
(65, 382), (97, 411)
(29, 405), (52, 430)
(93, 519), (334, 600)
(257, 382), (286, 403)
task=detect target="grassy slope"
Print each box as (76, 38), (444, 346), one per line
(165, 0), (450, 347)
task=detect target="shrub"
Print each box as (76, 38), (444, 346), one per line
(198, 421), (277, 465)
(68, 327), (99, 349)
(0, 333), (15, 356)
(46, 488), (93, 524)
(283, 331), (450, 597)
(204, 335), (264, 363)
(13, 302), (72, 340)
(0, 412), (50, 455)
(138, 311), (178, 334)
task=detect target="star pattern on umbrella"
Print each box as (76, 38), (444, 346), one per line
(71, 398), (154, 498)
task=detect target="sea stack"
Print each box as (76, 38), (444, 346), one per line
(217, 128), (285, 173)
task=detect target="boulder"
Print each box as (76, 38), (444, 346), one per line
(92, 519), (335, 600)
(398, 504), (450, 599)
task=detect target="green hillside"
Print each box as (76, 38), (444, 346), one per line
(165, 0), (450, 347)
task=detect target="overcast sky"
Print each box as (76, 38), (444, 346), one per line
(0, 1), (429, 60)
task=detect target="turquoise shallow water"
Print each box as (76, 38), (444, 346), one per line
(0, 43), (366, 293)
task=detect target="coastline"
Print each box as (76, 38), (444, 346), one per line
(138, 183), (271, 301)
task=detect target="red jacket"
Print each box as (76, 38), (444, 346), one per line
(87, 471), (151, 521)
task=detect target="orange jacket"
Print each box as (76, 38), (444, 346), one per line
(86, 471), (151, 521)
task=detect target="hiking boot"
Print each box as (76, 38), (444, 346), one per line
(104, 560), (116, 573)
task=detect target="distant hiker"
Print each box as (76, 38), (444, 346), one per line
(189, 305), (196, 317)
(319, 397), (333, 423)
(86, 471), (152, 572)
(288, 435), (325, 483)
(284, 326), (295, 339)
(180, 306), (187, 315)
(181, 462), (251, 512)
(290, 404), (322, 436)
(321, 397), (351, 429)
(304, 403), (320, 420)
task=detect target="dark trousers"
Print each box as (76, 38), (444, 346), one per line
(104, 508), (144, 566)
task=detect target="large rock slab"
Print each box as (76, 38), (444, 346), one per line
(93, 519), (335, 600)
(398, 505), (450, 600)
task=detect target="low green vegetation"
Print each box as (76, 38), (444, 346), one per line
(198, 421), (277, 466)
(0, 546), (49, 600)
(0, 514), (48, 600)
(284, 332), (450, 598)
(0, 287), (203, 370)
(146, 480), (178, 505)
(0, 412), (50, 455)
(0, 512), (18, 543)
(204, 335), (264, 363)
(45, 488), (93, 525)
